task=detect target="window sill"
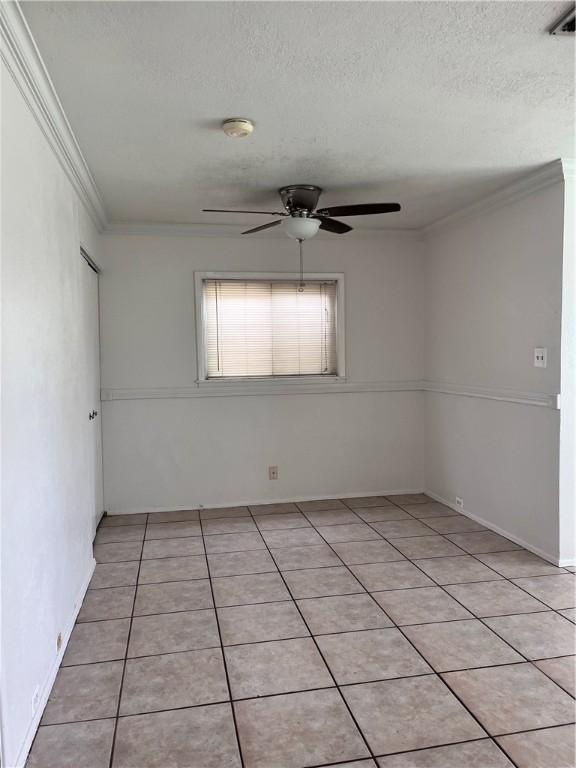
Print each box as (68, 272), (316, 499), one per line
(196, 376), (346, 394)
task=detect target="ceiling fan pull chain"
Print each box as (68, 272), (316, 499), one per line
(298, 239), (305, 291)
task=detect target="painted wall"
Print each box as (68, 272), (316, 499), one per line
(423, 182), (565, 563)
(99, 233), (425, 512)
(1, 64), (100, 766)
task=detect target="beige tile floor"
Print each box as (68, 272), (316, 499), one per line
(27, 495), (576, 768)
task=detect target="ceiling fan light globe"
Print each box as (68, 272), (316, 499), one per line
(283, 217), (320, 240)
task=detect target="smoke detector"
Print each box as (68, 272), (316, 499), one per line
(222, 118), (254, 138)
(549, 6), (575, 35)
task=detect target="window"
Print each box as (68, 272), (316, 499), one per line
(196, 274), (344, 382)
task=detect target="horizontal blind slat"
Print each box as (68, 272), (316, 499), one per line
(203, 279), (337, 378)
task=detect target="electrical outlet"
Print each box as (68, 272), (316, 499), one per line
(455, 497), (464, 511)
(56, 632), (62, 652)
(534, 347), (547, 368)
(268, 465), (278, 480)
(32, 685), (40, 714)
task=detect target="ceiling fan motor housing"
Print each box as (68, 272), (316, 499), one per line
(279, 185), (323, 215)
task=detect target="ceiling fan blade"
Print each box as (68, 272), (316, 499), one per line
(316, 216), (353, 234)
(316, 203), (401, 217)
(242, 220), (283, 235)
(203, 209), (285, 215)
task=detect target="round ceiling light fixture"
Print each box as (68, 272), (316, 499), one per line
(283, 216), (321, 240)
(221, 118), (254, 138)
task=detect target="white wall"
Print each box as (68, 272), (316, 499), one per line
(99, 233), (425, 512)
(1, 63), (100, 767)
(423, 182), (566, 563)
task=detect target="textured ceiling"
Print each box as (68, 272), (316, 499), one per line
(22, 1), (575, 229)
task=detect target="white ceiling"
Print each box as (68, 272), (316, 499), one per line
(22, 1), (575, 230)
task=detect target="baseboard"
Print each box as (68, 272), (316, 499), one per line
(425, 490), (566, 567)
(105, 489), (426, 516)
(10, 557), (96, 768)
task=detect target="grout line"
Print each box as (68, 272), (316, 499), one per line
(244, 505), (378, 762)
(107, 511), (148, 768)
(199, 516), (246, 767)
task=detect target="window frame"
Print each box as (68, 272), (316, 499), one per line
(194, 271), (346, 387)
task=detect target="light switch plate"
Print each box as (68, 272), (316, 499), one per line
(534, 347), (547, 368)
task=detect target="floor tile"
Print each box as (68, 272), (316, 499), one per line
(283, 566), (364, 598)
(343, 675), (484, 755)
(331, 539), (405, 565)
(386, 493), (433, 505)
(401, 502), (460, 519)
(297, 498), (348, 512)
(225, 637), (332, 698)
(200, 506), (250, 519)
(442, 663), (575, 734)
(255, 512), (311, 530)
(62, 619), (130, 666)
(78, 586), (135, 622)
(212, 572), (290, 606)
(41, 661), (123, 725)
(142, 536), (204, 559)
(133, 579), (213, 615)
(202, 516), (257, 535)
(94, 542), (142, 563)
(565, 566), (576, 573)
(317, 628), (432, 684)
(271, 544), (341, 571)
(234, 689), (370, 767)
(94, 525), (145, 545)
(207, 549), (277, 577)
(534, 656), (576, 696)
(423, 516), (487, 534)
(27, 720), (115, 768)
(350, 561), (434, 591)
(391, 535), (465, 559)
(403, 619), (523, 671)
(304, 509), (362, 525)
(261, 527), (324, 548)
(446, 531), (521, 554)
(89, 562), (139, 589)
(377, 740), (513, 767)
(496, 725), (575, 768)
(101, 513), (148, 527)
(144, 521), (201, 539)
(128, 609), (219, 657)
(476, 550), (565, 578)
(372, 586), (473, 625)
(353, 507), (412, 522)
(484, 611), (576, 659)
(146, 509), (199, 523)
(218, 601), (309, 645)
(120, 648), (228, 714)
(372, 520), (438, 539)
(138, 555), (208, 583)
(317, 523), (381, 543)
(512, 574), (576, 609)
(297, 594), (393, 634)
(249, 502), (299, 515)
(112, 703), (241, 768)
(345, 496), (395, 508)
(415, 555), (502, 585)
(335, 762), (377, 768)
(204, 531), (266, 553)
(560, 608), (576, 622)
(444, 579), (548, 617)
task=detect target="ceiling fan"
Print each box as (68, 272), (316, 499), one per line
(203, 185), (401, 239)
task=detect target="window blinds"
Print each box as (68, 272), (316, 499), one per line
(203, 279), (338, 378)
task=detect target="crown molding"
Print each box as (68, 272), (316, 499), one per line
(0, 0), (108, 231)
(423, 159), (567, 236)
(103, 221), (424, 240)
